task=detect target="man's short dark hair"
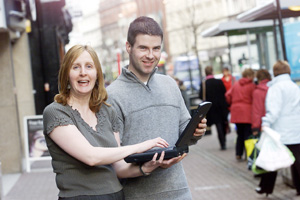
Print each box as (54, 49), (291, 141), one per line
(205, 66), (213, 76)
(127, 16), (163, 46)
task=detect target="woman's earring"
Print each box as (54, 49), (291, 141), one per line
(67, 84), (71, 89)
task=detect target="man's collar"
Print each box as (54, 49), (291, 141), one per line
(123, 65), (158, 83)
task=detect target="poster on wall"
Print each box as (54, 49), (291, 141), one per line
(24, 115), (51, 172)
(284, 21), (300, 81)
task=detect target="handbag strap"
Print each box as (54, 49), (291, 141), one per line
(202, 79), (206, 101)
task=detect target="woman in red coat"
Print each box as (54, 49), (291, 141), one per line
(221, 67), (236, 92)
(226, 68), (255, 161)
(251, 69), (271, 135)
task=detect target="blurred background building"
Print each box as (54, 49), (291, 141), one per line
(66, 0), (102, 58)
(0, 0), (299, 175)
(0, 0), (72, 174)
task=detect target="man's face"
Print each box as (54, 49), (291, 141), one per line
(126, 34), (162, 82)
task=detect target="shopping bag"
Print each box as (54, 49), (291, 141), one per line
(245, 134), (259, 170)
(250, 146), (268, 174)
(244, 135), (259, 158)
(255, 127), (295, 172)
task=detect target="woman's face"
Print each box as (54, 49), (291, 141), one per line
(69, 51), (97, 98)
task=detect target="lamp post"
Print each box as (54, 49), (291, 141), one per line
(276, 0), (287, 60)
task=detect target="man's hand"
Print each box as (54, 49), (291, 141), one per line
(194, 118), (207, 137)
(160, 153), (187, 169)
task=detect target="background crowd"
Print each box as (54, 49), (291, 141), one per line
(192, 60), (300, 197)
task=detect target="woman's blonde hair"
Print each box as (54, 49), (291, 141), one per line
(54, 45), (108, 112)
(273, 60), (291, 77)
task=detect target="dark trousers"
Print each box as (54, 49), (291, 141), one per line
(215, 122), (226, 148)
(258, 144), (300, 195)
(259, 171), (277, 194)
(235, 123), (252, 157)
(287, 144), (300, 194)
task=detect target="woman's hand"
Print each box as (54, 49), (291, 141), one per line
(140, 151), (165, 175)
(136, 137), (169, 154)
(252, 131), (259, 136)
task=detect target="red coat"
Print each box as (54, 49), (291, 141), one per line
(221, 75), (235, 92)
(251, 79), (269, 130)
(225, 77), (255, 124)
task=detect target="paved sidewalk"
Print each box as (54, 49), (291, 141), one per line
(183, 125), (299, 200)
(2, 125), (299, 200)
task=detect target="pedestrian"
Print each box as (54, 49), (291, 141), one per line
(43, 45), (169, 200)
(221, 66), (235, 92)
(107, 16), (207, 200)
(225, 68), (255, 161)
(258, 60), (300, 197)
(250, 69), (277, 196)
(174, 77), (190, 112)
(221, 66), (235, 133)
(251, 69), (271, 136)
(199, 66), (229, 150)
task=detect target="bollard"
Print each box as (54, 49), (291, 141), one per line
(0, 161), (2, 200)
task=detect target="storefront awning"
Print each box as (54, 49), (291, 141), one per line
(237, 0), (300, 22)
(201, 20), (273, 37)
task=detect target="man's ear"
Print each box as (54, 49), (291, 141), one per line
(126, 41), (131, 53)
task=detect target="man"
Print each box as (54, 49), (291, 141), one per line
(107, 16), (207, 200)
(199, 66), (229, 150)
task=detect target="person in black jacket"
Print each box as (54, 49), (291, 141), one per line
(200, 66), (229, 150)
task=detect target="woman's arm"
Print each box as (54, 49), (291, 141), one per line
(112, 132), (165, 178)
(49, 125), (168, 166)
(225, 87), (232, 105)
(112, 152), (164, 178)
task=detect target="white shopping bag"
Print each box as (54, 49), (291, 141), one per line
(255, 127), (295, 171)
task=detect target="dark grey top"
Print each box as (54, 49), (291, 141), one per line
(43, 102), (122, 198)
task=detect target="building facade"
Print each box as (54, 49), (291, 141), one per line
(0, 0), (72, 174)
(99, 0), (169, 80)
(164, 0), (258, 75)
(0, 0), (36, 174)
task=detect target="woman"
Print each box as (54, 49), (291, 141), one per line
(221, 67), (235, 92)
(43, 45), (168, 200)
(250, 69), (277, 196)
(226, 68), (255, 161)
(260, 60), (300, 197)
(251, 69), (271, 136)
